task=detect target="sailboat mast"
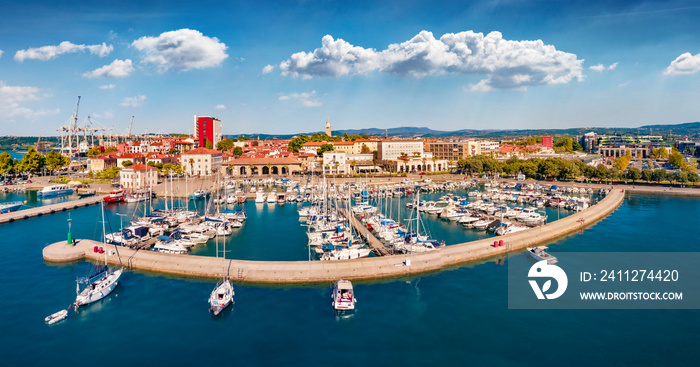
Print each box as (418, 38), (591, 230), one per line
(101, 202), (107, 265)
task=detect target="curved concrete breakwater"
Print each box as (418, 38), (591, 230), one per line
(43, 189), (626, 284)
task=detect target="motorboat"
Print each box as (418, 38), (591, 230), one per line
(104, 189), (125, 203)
(255, 192), (266, 203)
(209, 279), (234, 316)
(527, 246), (558, 264)
(37, 184), (73, 197)
(331, 279), (356, 312)
(0, 201), (23, 214)
(189, 190), (209, 200)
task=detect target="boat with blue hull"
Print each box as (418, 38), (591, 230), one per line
(37, 184), (73, 197)
(0, 201), (23, 213)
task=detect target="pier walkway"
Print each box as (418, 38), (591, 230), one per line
(0, 195), (106, 225)
(43, 189), (625, 284)
(339, 208), (391, 256)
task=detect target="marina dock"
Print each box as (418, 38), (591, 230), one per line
(0, 195), (106, 225)
(339, 208), (391, 256)
(43, 189), (625, 284)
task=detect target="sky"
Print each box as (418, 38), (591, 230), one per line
(1, 0), (700, 137)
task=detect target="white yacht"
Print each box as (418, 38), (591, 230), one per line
(209, 279), (234, 316)
(331, 280), (356, 312)
(75, 203), (123, 308)
(255, 192), (266, 203)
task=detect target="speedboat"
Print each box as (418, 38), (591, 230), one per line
(526, 246), (558, 264)
(209, 279), (234, 316)
(104, 189), (125, 203)
(0, 201), (23, 214)
(331, 279), (356, 312)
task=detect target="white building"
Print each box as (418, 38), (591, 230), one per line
(480, 140), (500, 155)
(120, 164), (158, 190)
(180, 147), (223, 176)
(377, 140), (424, 161)
(323, 151), (348, 174)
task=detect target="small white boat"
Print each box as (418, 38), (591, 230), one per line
(331, 279), (356, 312)
(209, 279), (234, 316)
(526, 246), (558, 264)
(45, 309), (68, 324)
(255, 192), (266, 203)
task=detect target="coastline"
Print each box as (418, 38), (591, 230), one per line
(42, 189), (625, 284)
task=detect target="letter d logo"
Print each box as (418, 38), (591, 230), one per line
(528, 260), (568, 300)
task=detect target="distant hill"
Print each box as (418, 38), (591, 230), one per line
(229, 122), (700, 140)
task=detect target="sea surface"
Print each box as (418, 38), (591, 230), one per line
(0, 192), (698, 366)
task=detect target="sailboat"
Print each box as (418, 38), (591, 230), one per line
(75, 202), (123, 308)
(209, 224), (234, 315)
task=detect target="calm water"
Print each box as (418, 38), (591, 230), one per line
(1, 193), (698, 366)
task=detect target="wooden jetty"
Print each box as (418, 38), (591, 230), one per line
(339, 208), (392, 256)
(0, 195), (106, 225)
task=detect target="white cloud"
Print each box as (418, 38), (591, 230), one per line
(279, 30), (583, 90)
(590, 62), (618, 72)
(14, 41), (112, 62)
(664, 52), (700, 75)
(0, 50), (3, 59)
(278, 90), (322, 107)
(261, 64), (274, 74)
(0, 81), (60, 119)
(120, 95), (147, 107)
(83, 59), (134, 78)
(132, 29), (228, 72)
(99, 84), (116, 90)
(215, 104), (226, 110)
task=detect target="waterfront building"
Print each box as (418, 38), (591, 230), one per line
(193, 115), (222, 149)
(87, 154), (117, 172)
(119, 164), (158, 190)
(377, 140), (424, 161)
(180, 147), (222, 176)
(427, 140), (483, 161)
(323, 151), (347, 174)
(346, 153), (378, 173)
(224, 156), (302, 176)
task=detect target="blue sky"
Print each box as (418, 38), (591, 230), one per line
(1, 0), (699, 136)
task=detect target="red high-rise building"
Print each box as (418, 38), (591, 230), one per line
(193, 115), (222, 149)
(542, 136), (553, 148)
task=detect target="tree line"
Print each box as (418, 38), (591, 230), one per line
(456, 155), (700, 185)
(0, 148), (69, 175)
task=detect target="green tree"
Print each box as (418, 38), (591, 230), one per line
(560, 160), (581, 180)
(594, 164), (609, 180)
(122, 160), (133, 168)
(216, 139), (234, 152)
(232, 147), (243, 156)
(626, 167), (641, 182)
(87, 147), (102, 157)
(360, 144), (371, 154)
(687, 172), (700, 184)
(317, 143), (334, 155)
(45, 150), (70, 173)
(252, 140), (259, 147)
(168, 148), (177, 154)
(0, 152), (14, 174)
(651, 169), (667, 183)
(19, 147), (45, 173)
(668, 151), (684, 168)
(205, 140), (213, 149)
(104, 146), (117, 153)
(641, 169), (653, 182)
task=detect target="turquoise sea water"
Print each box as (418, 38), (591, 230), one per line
(1, 193), (698, 366)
